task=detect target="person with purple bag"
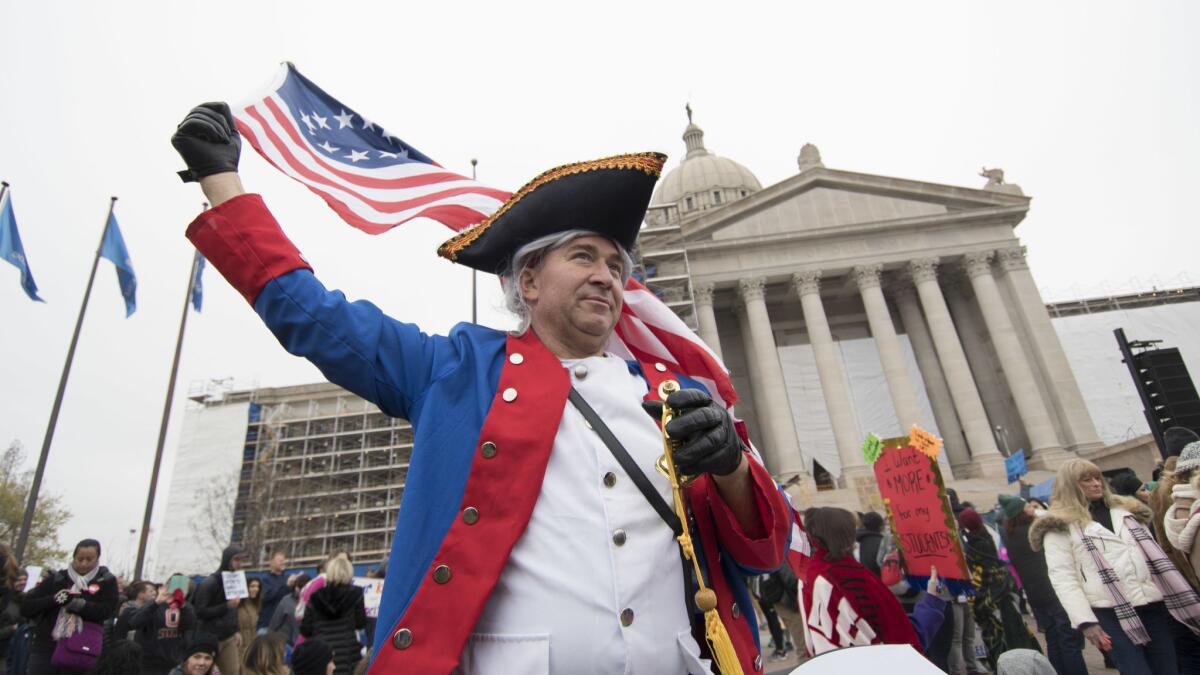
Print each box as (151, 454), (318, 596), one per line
(20, 539), (119, 673)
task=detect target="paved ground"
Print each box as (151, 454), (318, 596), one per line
(761, 618), (1113, 674)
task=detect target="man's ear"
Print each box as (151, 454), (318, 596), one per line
(519, 266), (539, 305)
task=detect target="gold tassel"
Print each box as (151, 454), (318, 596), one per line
(658, 380), (745, 675)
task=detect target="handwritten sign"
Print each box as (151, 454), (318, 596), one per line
(352, 577), (384, 618)
(909, 425), (942, 460)
(874, 440), (970, 582)
(221, 571), (249, 600)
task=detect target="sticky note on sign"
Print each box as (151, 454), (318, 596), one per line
(909, 425), (942, 459)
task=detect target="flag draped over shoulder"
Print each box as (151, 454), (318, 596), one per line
(233, 64), (510, 234)
(100, 211), (137, 317)
(0, 190), (43, 302)
(237, 65), (738, 410)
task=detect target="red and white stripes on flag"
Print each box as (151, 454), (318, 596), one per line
(233, 64), (510, 234)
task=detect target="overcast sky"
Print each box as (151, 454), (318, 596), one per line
(2, 1), (1197, 572)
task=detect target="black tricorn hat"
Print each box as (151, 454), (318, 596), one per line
(438, 152), (667, 274)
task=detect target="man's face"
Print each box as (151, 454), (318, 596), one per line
(230, 554), (248, 572)
(185, 653), (213, 675)
(270, 553), (286, 574)
(520, 236), (624, 356)
(138, 584), (157, 604)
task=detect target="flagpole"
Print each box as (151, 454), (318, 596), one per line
(16, 196), (117, 563)
(132, 228), (204, 581)
(470, 159), (478, 324)
(0, 181), (9, 208)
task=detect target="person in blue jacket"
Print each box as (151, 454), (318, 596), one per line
(171, 102), (793, 675)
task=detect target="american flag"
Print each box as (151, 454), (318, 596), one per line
(236, 64), (739, 413)
(233, 63), (510, 233)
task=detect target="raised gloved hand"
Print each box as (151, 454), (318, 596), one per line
(642, 388), (744, 477)
(64, 597), (86, 614)
(170, 102), (241, 183)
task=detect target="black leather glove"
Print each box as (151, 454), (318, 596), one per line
(64, 598), (86, 614)
(642, 388), (743, 477)
(171, 102), (241, 183)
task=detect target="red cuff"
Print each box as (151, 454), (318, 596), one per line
(185, 193), (312, 306)
(707, 456), (790, 570)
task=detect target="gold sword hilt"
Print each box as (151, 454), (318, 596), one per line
(655, 380), (697, 487)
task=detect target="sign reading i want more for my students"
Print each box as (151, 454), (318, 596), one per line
(864, 427), (974, 595)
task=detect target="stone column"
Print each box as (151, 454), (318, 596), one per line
(854, 264), (924, 434)
(693, 283), (723, 361)
(737, 277), (804, 478)
(962, 252), (1068, 466)
(733, 300), (768, 462)
(793, 271), (867, 484)
(894, 281), (972, 475)
(997, 246), (1104, 454)
(908, 258), (1004, 475)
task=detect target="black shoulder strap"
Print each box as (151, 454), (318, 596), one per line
(567, 387), (682, 537)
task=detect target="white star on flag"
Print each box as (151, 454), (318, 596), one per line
(378, 151), (398, 159)
(361, 116), (376, 132)
(313, 113), (330, 130)
(334, 109), (354, 129)
(344, 149), (369, 163)
(319, 141), (340, 153)
(300, 113), (316, 134)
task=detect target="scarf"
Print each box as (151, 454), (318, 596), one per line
(51, 566), (98, 641)
(800, 548), (921, 655)
(1077, 516), (1200, 645)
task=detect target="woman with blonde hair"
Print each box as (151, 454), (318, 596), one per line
(242, 632), (288, 675)
(299, 554), (365, 675)
(1033, 458), (1200, 673)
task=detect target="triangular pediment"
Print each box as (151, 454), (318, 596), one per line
(683, 168), (1030, 243)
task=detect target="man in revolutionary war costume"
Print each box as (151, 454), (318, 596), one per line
(171, 102), (792, 674)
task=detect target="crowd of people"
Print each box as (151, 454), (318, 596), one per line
(743, 426), (1200, 675)
(0, 542), (377, 675)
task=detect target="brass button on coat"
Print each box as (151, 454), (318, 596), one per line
(392, 628), (412, 650)
(433, 565), (452, 584)
(509, 353), (524, 365)
(654, 362), (667, 372)
(603, 472), (617, 488)
(612, 529), (627, 546)
(620, 608), (634, 627)
(480, 442), (497, 458)
(574, 364), (588, 379)
(463, 507), (479, 525)
(502, 387), (518, 402)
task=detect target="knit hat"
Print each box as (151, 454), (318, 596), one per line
(184, 634), (218, 660)
(1177, 441), (1200, 476)
(997, 494), (1025, 521)
(996, 648), (1055, 675)
(1108, 471), (1143, 497)
(958, 507), (984, 534)
(290, 638), (334, 675)
(1165, 427), (1200, 457)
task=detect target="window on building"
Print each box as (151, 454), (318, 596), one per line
(740, 190), (747, 197)
(685, 196), (694, 211)
(713, 191), (722, 204)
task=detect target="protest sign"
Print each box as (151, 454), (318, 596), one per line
(353, 577), (385, 618)
(24, 566), (42, 592)
(222, 571), (249, 600)
(869, 427), (971, 590)
(1004, 449), (1028, 484)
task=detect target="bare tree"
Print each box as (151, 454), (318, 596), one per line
(0, 440), (71, 566)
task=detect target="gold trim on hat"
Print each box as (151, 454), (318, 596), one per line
(437, 152), (666, 262)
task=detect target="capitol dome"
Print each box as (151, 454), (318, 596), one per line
(650, 109), (762, 214)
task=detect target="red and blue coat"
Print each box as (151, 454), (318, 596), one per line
(186, 194), (793, 674)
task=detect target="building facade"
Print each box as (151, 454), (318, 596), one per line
(638, 112), (1103, 499)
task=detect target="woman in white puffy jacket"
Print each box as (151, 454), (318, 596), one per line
(1031, 459), (1181, 674)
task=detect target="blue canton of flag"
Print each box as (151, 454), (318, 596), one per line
(233, 63), (510, 234)
(192, 254), (205, 312)
(0, 190), (44, 302)
(100, 211), (137, 317)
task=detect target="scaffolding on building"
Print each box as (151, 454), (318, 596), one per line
(231, 391), (412, 569)
(636, 203), (699, 331)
